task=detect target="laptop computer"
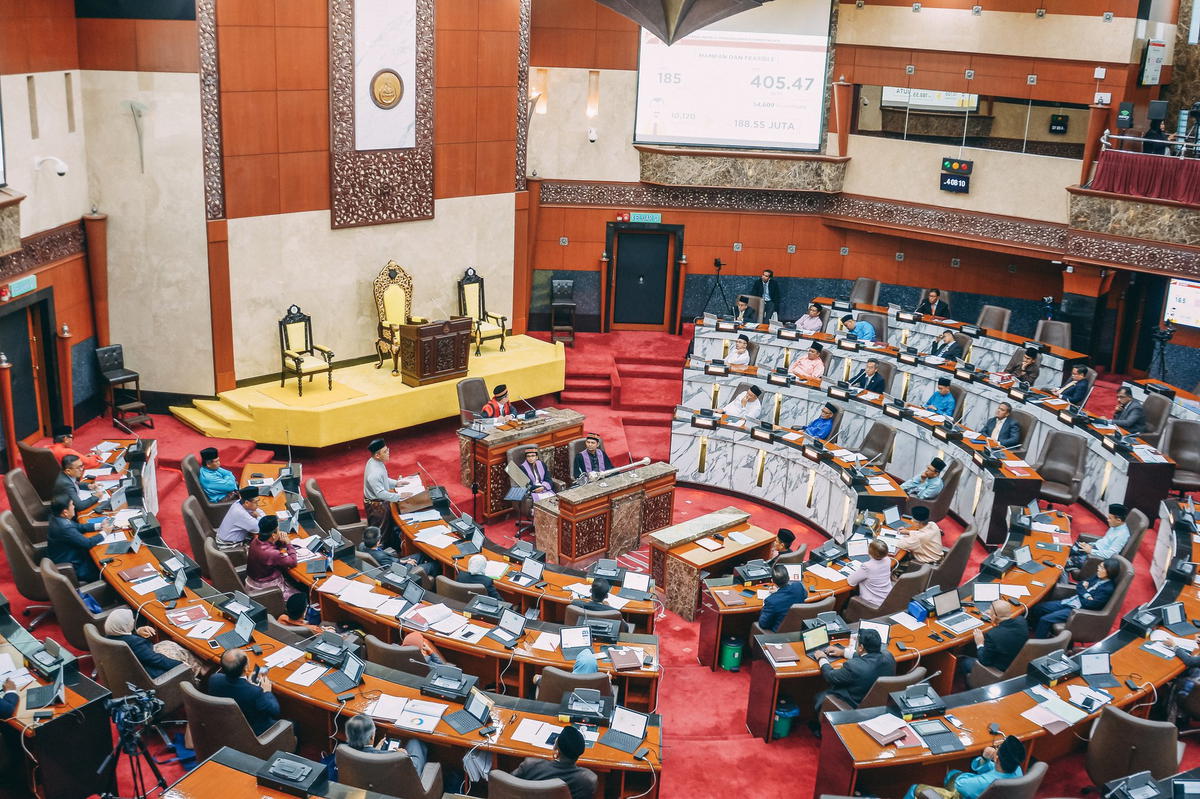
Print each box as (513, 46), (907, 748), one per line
(1013, 545), (1046, 574)
(25, 666), (65, 710)
(882, 504), (905, 529)
(560, 626), (592, 660)
(509, 556), (547, 589)
(598, 706), (650, 753)
(1160, 602), (1196, 636)
(802, 624), (830, 654)
(1080, 651), (1120, 690)
(619, 571), (653, 602)
(320, 652), (365, 695)
(911, 718), (965, 754)
(484, 607), (527, 649)
(454, 525), (485, 558)
(105, 531), (142, 556)
(213, 613), (255, 650)
(154, 567), (188, 603)
(394, 580), (426, 618)
(445, 688), (492, 734)
(932, 590), (983, 634)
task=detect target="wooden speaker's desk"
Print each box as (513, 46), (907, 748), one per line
(396, 316), (472, 387)
(533, 461), (677, 570)
(457, 408), (585, 522)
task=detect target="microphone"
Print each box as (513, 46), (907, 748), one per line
(415, 461), (464, 516)
(909, 669), (943, 688)
(513, 395), (537, 415)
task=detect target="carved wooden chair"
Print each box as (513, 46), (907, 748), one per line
(278, 305), (334, 396)
(458, 267), (507, 356)
(373, 261), (427, 375)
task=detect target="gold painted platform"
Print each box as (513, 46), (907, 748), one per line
(170, 335), (566, 447)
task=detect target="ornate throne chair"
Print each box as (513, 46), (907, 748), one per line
(373, 261), (428, 376)
(457, 267), (507, 356)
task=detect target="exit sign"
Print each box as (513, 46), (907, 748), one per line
(8, 275), (36, 299)
(629, 212), (662, 224)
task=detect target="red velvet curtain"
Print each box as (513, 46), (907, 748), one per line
(1090, 149), (1200, 205)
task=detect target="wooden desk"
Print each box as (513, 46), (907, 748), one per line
(166, 746), (410, 798)
(93, 539), (663, 798)
(533, 461), (677, 569)
(458, 408), (585, 522)
(397, 316), (472, 387)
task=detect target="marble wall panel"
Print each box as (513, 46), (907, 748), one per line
(1069, 192), (1200, 249)
(526, 69), (640, 184)
(638, 150), (846, 193)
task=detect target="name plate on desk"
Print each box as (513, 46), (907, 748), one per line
(1057, 410), (1079, 426)
(704, 362), (729, 376)
(884, 403), (908, 419)
(750, 424), (775, 443)
(776, 327), (801, 341)
(954, 365), (976, 382)
(691, 414), (717, 430)
(1024, 340), (1046, 354)
(959, 324), (982, 337)
(973, 450), (1002, 468)
(841, 469), (867, 488)
(715, 320), (738, 333)
(837, 338), (860, 352)
(803, 444), (831, 462)
(827, 384), (851, 401)
(767, 370), (792, 387)
(899, 351), (921, 366)
(932, 425), (962, 442)
(832, 299), (854, 311)
(1007, 386), (1027, 402)
(896, 311), (921, 323)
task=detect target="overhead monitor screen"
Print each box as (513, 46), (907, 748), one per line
(634, 1), (833, 151)
(1166, 278), (1200, 327)
(881, 87), (980, 113)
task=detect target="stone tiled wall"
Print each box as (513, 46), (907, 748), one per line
(529, 268), (602, 331)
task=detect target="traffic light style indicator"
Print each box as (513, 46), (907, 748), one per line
(941, 157), (973, 175)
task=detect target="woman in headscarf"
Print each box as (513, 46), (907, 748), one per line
(572, 649), (599, 674)
(104, 608), (205, 678)
(403, 631), (447, 665)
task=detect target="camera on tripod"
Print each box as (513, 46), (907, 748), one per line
(99, 686), (169, 799)
(1151, 322), (1176, 343)
(105, 685), (164, 731)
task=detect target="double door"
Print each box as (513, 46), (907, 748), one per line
(0, 299), (55, 450)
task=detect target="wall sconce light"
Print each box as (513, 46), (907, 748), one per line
(586, 70), (600, 119)
(531, 68), (549, 115)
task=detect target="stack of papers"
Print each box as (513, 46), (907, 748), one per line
(376, 598), (407, 617)
(414, 526), (457, 549)
(263, 646), (304, 669)
(808, 564), (846, 583)
(287, 662), (327, 686)
(395, 475), (425, 496)
(340, 582), (389, 610)
(999, 584), (1030, 599)
(397, 699), (447, 731)
(891, 612), (925, 631)
(531, 632), (560, 651)
(511, 718), (562, 749)
(131, 576), (169, 595)
(483, 561), (510, 579)
(430, 613), (470, 636)
(369, 694), (410, 722)
(318, 575), (352, 594)
(563, 583), (592, 598)
(727, 530), (753, 545)
(405, 603), (453, 628)
(186, 619), (224, 640)
(452, 623), (490, 643)
(695, 537), (723, 551)
(400, 509), (442, 524)
(606, 594), (630, 610)
(94, 441), (121, 454)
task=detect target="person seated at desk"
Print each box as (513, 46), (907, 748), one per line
(904, 735), (1025, 799)
(1052, 364), (1090, 407)
(403, 631), (448, 665)
(928, 330), (963, 361)
(0, 679), (17, 719)
(790, 342), (825, 380)
(768, 528), (796, 562)
(722, 385), (763, 419)
(207, 649), (280, 736)
(726, 334), (752, 366)
(1028, 557), (1119, 638)
(216, 486), (264, 547)
(840, 314), (876, 342)
(1004, 347), (1041, 385)
(958, 599), (1027, 678)
(55, 454), (105, 517)
(573, 433), (613, 480)
(1112, 386), (1147, 434)
(849, 358), (885, 393)
(277, 593), (327, 636)
(245, 516), (300, 601)
(513, 725), (597, 799)
(732, 295), (759, 324)
(480, 383), (513, 419)
(896, 506), (943, 567)
(104, 607), (204, 679)
(916, 288), (951, 318)
(571, 578), (612, 612)
(924, 377), (957, 417)
(901, 458), (945, 500)
(48, 425), (102, 470)
(197, 446), (239, 502)
(520, 449), (556, 499)
(458, 554), (501, 600)
(980, 402), (1022, 449)
(357, 525), (395, 568)
(803, 403), (838, 440)
(750, 268), (782, 322)
(846, 539), (894, 610)
(342, 713), (431, 775)
(1066, 504), (1129, 573)
(757, 564), (808, 632)
(810, 628), (895, 734)
(47, 495), (109, 583)
(797, 302), (825, 333)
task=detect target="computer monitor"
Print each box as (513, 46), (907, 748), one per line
(933, 590), (961, 617)
(801, 625), (830, 653)
(624, 572), (650, 593)
(1080, 651), (1110, 676)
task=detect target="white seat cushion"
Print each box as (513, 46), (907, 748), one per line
(478, 321), (502, 335)
(287, 354), (329, 374)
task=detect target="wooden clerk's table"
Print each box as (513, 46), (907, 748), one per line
(457, 408), (585, 523)
(165, 747), (410, 798)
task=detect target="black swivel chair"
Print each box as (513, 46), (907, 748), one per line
(96, 344), (152, 428)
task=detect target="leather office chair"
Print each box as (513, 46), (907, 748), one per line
(1161, 419), (1200, 494)
(977, 760), (1047, 799)
(953, 333), (973, 362)
(563, 604), (634, 632)
(1034, 431), (1087, 507)
(15, 443), (60, 502)
(459, 267), (508, 356)
(364, 634), (428, 676)
(1139, 392), (1172, 446)
(436, 575), (486, 603)
(749, 596), (836, 654)
(1072, 508), (1148, 581)
(946, 383), (966, 422)
(1034, 319), (1072, 350)
(820, 666), (928, 713)
(843, 564), (932, 623)
(977, 305), (1011, 333)
(84, 623), (192, 714)
(966, 630), (1069, 688)
(550, 278), (576, 347)
(1048, 555), (1132, 644)
(743, 295), (765, 322)
(488, 770), (571, 799)
(181, 681), (296, 761)
(534, 666), (615, 704)
(266, 615), (309, 644)
(826, 407), (844, 441)
(204, 538), (285, 618)
(872, 360), (896, 394)
(181, 453), (236, 529)
(849, 278), (881, 306)
(507, 444), (565, 537)
(920, 289), (951, 314)
(745, 339), (760, 365)
(1008, 410), (1036, 457)
(5, 468), (49, 544)
(457, 377), (490, 424)
(306, 477), (368, 544)
(1085, 705), (1183, 787)
(181, 496), (214, 578)
(775, 544), (810, 566)
(336, 745), (443, 799)
(907, 458), (963, 523)
(927, 525), (976, 589)
(1082, 366), (1099, 406)
(0, 511), (56, 628)
(96, 344), (151, 427)
(815, 348), (832, 374)
(857, 312), (886, 343)
(41, 559), (122, 657)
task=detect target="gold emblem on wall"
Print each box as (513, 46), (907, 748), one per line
(370, 69), (404, 109)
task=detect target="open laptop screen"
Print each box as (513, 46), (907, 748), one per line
(521, 558), (544, 580)
(933, 590), (961, 617)
(801, 625), (829, 652)
(609, 706), (648, 740)
(1080, 652), (1110, 676)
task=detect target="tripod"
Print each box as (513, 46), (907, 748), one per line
(1151, 324), (1176, 384)
(98, 717), (167, 799)
(700, 259), (734, 317)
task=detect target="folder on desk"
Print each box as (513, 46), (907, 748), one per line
(763, 644), (799, 664)
(118, 564), (157, 582)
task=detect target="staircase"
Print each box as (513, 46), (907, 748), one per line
(561, 371), (613, 406)
(170, 394), (256, 438)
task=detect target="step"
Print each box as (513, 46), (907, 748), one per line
(563, 369), (612, 380)
(564, 376), (611, 391)
(194, 398), (253, 427)
(614, 354), (687, 367)
(116, 401), (146, 413)
(619, 411), (674, 426)
(561, 389), (611, 406)
(170, 405), (229, 435)
(119, 413), (153, 428)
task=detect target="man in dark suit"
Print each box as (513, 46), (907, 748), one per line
(757, 565), (808, 632)
(959, 600), (1028, 678)
(207, 649), (281, 735)
(732, 295), (760, 324)
(928, 330), (964, 361)
(0, 679), (17, 719)
(915, 288), (950, 318)
(1054, 364), (1090, 407)
(749, 269), (783, 322)
(811, 628), (896, 732)
(513, 725), (598, 799)
(1112, 386), (1147, 434)
(980, 402), (1022, 449)
(572, 434), (613, 480)
(571, 578), (612, 612)
(849, 358), (887, 393)
(46, 495), (108, 582)
(54, 454), (105, 517)
(458, 554), (501, 599)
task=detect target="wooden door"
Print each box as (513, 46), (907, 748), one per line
(610, 231), (672, 331)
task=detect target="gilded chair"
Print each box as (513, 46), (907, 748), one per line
(278, 305), (334, 396)
(373, 261), (428, 375)
(458, 267), (508, 356)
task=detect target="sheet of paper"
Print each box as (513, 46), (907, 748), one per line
(727, 530), (752, 545)
(317, 575), (351, 594)
(564, 583), (592, 598)
(511, 718), (562, 749)
(100, 531), (127, 545)
(94, 441), (121, 453)
(1031, 522), (1059, 533)
(430, 613), (470, 636)
(0, 653), (15, 677)
(397, 710), (445, 731)
(1067, 685), (1112, 707)
(130, 576), (169, 595)
(973, 583), (1000, 603)
(369, 694), (409, 722)
(286, 662), (327, 687)
(294, 535), (320, 550)
(342, 589), (389, 611)
(399, 509), (442, 524)
(861, 713), (907, 736)
(605, 594), (630, 610)
(185, 619), (224, 640)
(413, 531), (457, 549)
(1041, 695), (1088, 725)
(405, 699), (448, 718)
(8, 669), (34, 689)
(112, 509), (140, 526)
(407, 603), (453, 627)
(531, 631), (560, 651)
(483, 561), (510, 579)
(808, 564), (846, 583)
(999, 584), (1030, 599)
(451, 623), (490, 643)
(695, 537), (722, 551)
(263, 645), (304, 669)
(890, 612), (924, 631)
(1021, 703), (1069, 734)
(376, 599), (407, 617)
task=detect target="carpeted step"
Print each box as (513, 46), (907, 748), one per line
(619, 411), (674, 426)
(613, 377), (681, 413)
(614, 362), (682, 380)
(561, 389), (611, 405)
(564, 376), (611, 391)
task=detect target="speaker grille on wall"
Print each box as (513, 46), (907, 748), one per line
(1148, 100), (1168, 121)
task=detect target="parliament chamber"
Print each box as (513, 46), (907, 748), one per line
(5, 0), (1200, 797)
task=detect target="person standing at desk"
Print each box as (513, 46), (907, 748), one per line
(749, 269), (782, 322)
(958, 599), (1027, 677)
(916, 289), (951, 317)
(790, 342), (826, 380)
(797, 303), (825, 333)
(364, 438), (415, 545)
(1005, 347), (1041, 384)
(216, 486), (264, 547)
(928, 330), (963, 361)
(732, 295), (759, 324)
(726, 334), (752, 366)
(1052, 365), (1090, 407)
(849, 358), (885, 393)
(207, 649), (280, 735)
(458, 554), (501, 599)
(901, 458), (945, 499)
(48, 425), (102, 470)
(513, 725), (597, 799)
(1112, 386), (1147, 433)
(245, 516), (300, 601)
(810, 628), (895, 734)
(980, 402), (1022, 449)
(573, 434), (613, 480)
(722, 385), (763, 419)
(1028, 557), (1119, 638)
(480, 384), (513, 419)
(757, 565), (808, 632)
(197, 446), (239, 502)
(840, 314), (876, 342)
(924, 377), (957, 417)
(47, 495), (109, 582)
(904, 736), (1025, 799)
(897, 506), (943, 567)
(803, 403), (837, 440)
(55, 455), (104, 517)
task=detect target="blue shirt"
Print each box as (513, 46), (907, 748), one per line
(758, 581), (809, 631)
(198, 465), (238, 502)
(804, 416), (834, 439)
(1091, 523), (1129, 560)
(952, 758), (1023, 799)
(901, 474), (944, 499)
(925, 390), (956, 416)
(852, 320), (877, 341)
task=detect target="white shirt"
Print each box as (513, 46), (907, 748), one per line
(363, 457), (406, 502)
(726, 348), (750, 366)
(723, 396), (762, 419)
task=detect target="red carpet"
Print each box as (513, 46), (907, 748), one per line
(0, 338), (1186, 798)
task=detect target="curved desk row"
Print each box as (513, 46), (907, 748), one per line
(1132, 378), (1200, 426)
(813, 502), (1196, 799)
(92, 538), (662, 798)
